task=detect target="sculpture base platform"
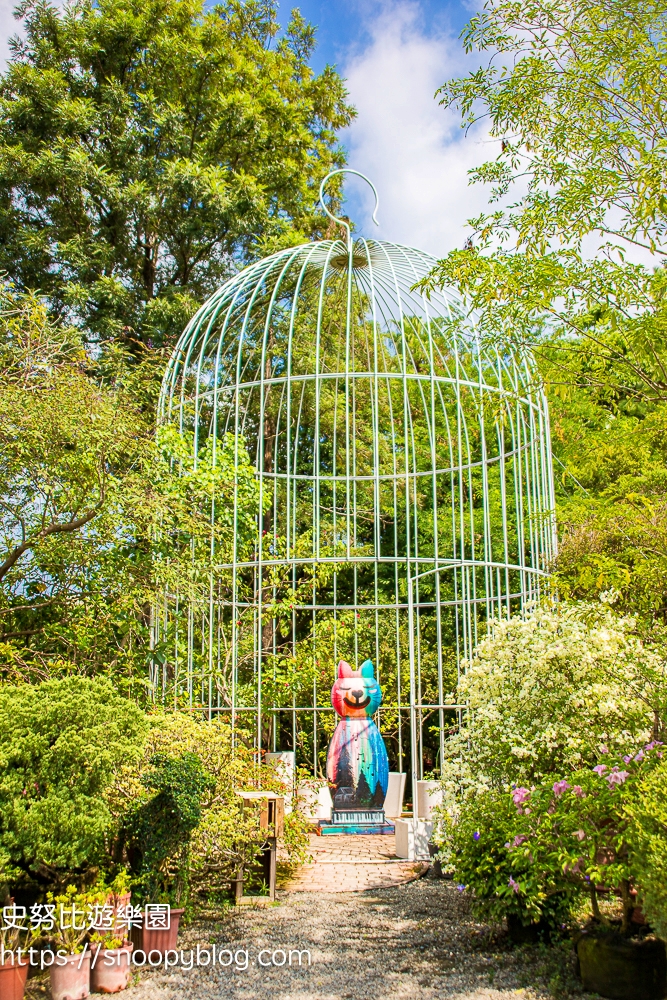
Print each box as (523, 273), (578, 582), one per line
(317, 821), (395, 835)
(317, 810), (395, 835)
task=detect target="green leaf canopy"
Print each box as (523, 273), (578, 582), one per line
(0, 676), (147, 873)
(0, 0), (353, 345)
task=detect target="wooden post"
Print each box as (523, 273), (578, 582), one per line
(234, 792), (284, 905)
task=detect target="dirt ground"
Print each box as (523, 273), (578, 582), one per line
(39, 875), (596, 1000)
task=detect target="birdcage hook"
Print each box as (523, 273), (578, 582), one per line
(319, 168), (380, 248)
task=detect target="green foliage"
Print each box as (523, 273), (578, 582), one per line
(123, 750), (214, 904)
(108, 712), (307, 902)
(451, 787), (576, 930)
(548, 377), (667, 620)
(0, 286), (157, 682)
(0, 676), (147, 876)
(449, 743), (667, 933)
(422, 0), (667, 624)
(423, 0), (667, 390)
(46, 884), (103, 953)
(0, 0), (353, 346)
(0, 287), (263, 691)
(627, 758), (667, 938)
(504, 744), (665, 932)
(153, 423), (264, 591)
(440, 601), (667, 930)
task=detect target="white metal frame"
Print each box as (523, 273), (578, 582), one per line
(155, 171), (557, 783)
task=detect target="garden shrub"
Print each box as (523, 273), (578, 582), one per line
(453, 741), (666, 934)
(450, 786), (578, 930)
(108, 712), (309, 901)
(0, 677), (147, 877)
(444, 600), (660, 795)
(627, 757), (667, 937)
(122, 751), (215, 905)
(438, 600), (667, 932)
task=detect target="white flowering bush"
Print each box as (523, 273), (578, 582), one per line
(436, 600), (667, 932)
(444, 600), (663, 793)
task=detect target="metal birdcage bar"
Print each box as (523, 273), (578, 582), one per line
(155, 170), (556, 783)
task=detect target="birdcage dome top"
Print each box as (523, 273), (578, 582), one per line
(160, 233), (536, 441)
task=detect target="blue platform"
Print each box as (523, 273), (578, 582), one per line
(317, 809), (395, 835)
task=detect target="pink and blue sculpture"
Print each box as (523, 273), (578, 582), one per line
(326, 659), (389, 816)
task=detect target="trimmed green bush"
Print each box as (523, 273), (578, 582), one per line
(0, 677), (147, 874)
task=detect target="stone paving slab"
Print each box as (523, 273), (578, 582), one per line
(282, 833), (428, 892)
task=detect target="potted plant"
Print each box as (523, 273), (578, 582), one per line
(507, 742), (666, 1000)
(46, 885), (93, 1000)
(90, 930), (133, 994)
(88, 875), (134, 994)
(0, 913), (31, 1000)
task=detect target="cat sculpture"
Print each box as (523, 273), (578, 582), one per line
(326, 658), (389, 811)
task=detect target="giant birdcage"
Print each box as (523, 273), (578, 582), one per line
(155, 171), (556, 783)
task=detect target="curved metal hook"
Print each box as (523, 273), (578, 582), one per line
(319, 168), (380, 248)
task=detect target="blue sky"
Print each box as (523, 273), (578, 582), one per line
(0, 0), (493, 256)
(278, 0), (473, 73)
(272, 1), (491, 254)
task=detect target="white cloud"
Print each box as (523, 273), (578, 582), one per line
(341, 1), (494, 258)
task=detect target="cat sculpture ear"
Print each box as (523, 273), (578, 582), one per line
(360, 659), (375, 679)
(337, 660), (354, 679)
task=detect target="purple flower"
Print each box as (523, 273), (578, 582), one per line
(593, 764), (607, 775)
(600, 745), (608, 754)
(473, 831), (480, 841)
(504, 842), (511, 849)
(634, 750), (644, 762)
(512, 787), (531, 805)
(572, 785), (585, 798)
(513, 835), (527, 847)
(456, 884), (466, 892)
(623, 755), (632, 763)
(607, 770), (630, 786)
(553, 780), (570, 796)
(508, 877), (520, 894)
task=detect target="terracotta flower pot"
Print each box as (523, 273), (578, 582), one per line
(90, 944), (133, 994)
(0, 958), (29, 1000)
(131, 908), (184, 957)
(576, 929), (666, 1000)
(107, 892), (131, 911)
(49, 951), (91, 1000)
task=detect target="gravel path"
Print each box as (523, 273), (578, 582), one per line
(117, 875), (591, 1000)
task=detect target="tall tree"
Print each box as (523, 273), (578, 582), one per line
(0, 288), (262, 687)
(0, 0), (353, 346)
(423, 0), (667, 623)
(423, 0), (667, 400)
